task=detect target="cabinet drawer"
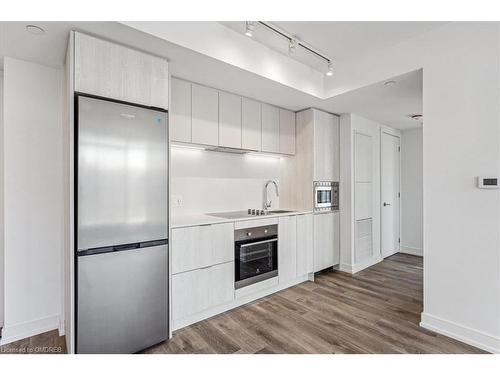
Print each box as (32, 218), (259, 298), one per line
(172, 262), (234, 321)
(171, 222), (234, 274)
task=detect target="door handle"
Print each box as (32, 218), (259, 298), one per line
(383, 202), (391, 207)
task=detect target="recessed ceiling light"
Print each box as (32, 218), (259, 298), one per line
(384, 80), (397, 87)
(26, 24), (45, 35)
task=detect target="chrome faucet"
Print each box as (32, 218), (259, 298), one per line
(264, 180), (279, 210)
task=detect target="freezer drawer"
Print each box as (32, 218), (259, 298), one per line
(77, 245), (168, 353)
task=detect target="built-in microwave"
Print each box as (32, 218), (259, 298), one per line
(314, 181), (339, 212)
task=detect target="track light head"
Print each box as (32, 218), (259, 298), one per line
(245, 21), (255, 37)
(326, 61), (334, 76)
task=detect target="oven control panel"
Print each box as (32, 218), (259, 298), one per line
(234, 224), (278, 242)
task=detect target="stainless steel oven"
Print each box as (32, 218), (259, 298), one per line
(234, 225), (278, 289)
(314, 181), (339, 212)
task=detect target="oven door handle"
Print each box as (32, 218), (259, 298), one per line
(239, 238), (278, 248)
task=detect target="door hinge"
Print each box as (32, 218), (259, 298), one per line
(398, 192), (400, 198)
(398, 146), (401, 152)
(398, 238), (400, 243)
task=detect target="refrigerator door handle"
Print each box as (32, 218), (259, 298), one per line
(113, 243), (140, 252)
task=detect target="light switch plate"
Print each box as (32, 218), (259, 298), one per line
(172, 195), (183, 207)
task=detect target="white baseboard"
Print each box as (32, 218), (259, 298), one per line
(420, 312), (500, 353)
(400, 245), (423, 256)
(338, 256), (382, 274)
(0, 314), (61, 346)
(172, 274), (309, 331)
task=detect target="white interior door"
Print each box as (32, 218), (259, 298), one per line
(381, 132), (401, 258)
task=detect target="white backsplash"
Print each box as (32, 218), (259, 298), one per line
(171, 147), (281, 216)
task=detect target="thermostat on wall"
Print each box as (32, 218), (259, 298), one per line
(477, 176), (499, 189)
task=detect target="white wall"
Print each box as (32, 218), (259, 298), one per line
(171, 147), (281, 216)
(400, 127), (423, 256)
(330, 22), (500, 353)
(0, 71), (4, 333)
(0, 58), (63, 345)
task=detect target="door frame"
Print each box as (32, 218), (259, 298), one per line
(379, 126), (401, 259)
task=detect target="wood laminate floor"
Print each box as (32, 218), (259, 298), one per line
(143, 254), (484, 354)
(0, 254), (485, 354)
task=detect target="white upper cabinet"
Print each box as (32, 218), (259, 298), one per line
(168, 77), (293, 155)
(279, 109), (296, 155)
(170, 78), (192, 143)
(191, 84), (219, 146)
(241, 98), (262, 151)
(261, 104), (280, 153)
(74, 32), (168, 109)
(218, 91), (242, 148)
(314, 110), (339, 181)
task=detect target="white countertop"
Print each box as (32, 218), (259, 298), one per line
(171, 209), (313, 228)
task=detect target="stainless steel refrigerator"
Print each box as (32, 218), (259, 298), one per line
(76, 95), (168, 354)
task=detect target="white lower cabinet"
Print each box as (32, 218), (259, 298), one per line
(278, 215), (297, 283)
(313, 212), (340, 272)
(171, 213), (322, 329)
(296, 214), (313, 276)
(171, 222), (233, 274)
(171, 223), (235, 324)
(172, 262), (234, 322)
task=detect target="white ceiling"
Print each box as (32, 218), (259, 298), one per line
(0, 21), (423, 130)
(324, 69), (423, 130)
(274, 21), (445, 62)
(220, 21), (445, 74)
(0, 22), (73, 69)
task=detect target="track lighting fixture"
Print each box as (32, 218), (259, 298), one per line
(252, 22), (333, 75)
